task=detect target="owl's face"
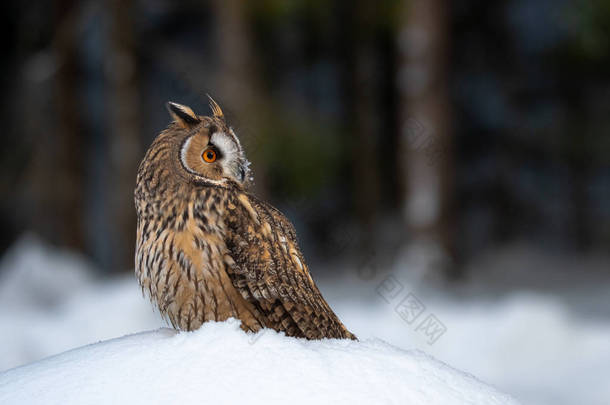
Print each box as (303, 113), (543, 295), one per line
(167, 101), (250, 186)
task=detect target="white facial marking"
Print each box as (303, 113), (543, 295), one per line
(180, 135), (193, 173)
(211, 132), (250, 183)
(211, 132), (240, 160)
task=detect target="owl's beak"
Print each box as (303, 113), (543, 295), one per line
(233, 159), (250, 184)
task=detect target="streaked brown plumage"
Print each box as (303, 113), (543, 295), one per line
(134, 98), (355, 340)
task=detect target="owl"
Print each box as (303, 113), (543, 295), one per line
(134, 98), (356, 340)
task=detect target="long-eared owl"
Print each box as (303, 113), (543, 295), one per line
(134, 98), (355, 340)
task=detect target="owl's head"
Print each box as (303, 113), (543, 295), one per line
(164, 98), (250, 187)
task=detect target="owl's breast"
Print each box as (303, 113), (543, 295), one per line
(134, 191), (264, 331)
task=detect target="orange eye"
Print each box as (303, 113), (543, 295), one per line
(202, 148), (217, 163)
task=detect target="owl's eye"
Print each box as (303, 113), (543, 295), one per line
(202, 148), (217, 163)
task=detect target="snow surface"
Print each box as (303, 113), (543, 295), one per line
(1, 235), (609, 404)
(0, 321), (518, 405)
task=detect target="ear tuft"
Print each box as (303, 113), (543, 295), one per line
(207, 94), (225, 122)
(166, 102), (201, 127)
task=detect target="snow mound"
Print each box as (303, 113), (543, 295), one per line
(0, 321), (518, 405)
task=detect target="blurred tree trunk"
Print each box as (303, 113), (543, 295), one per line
(51, 0), (86, 251)
(569, 148), (591, 251)
(210, 0), (268, 198)
(351, 2), (382, 242)
(397, 0), (457, 278)
(106, 0), (141, 270)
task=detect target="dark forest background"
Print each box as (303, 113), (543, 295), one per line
(1, 0), (609, 279)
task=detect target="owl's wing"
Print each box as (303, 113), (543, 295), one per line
(223, 192), (356, 340)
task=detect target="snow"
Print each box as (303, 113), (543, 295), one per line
(334, 290), (610, 405)
(0, 321), (517, 405)
(1, 235), (609, 404)
(0, 235), (160, 370)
